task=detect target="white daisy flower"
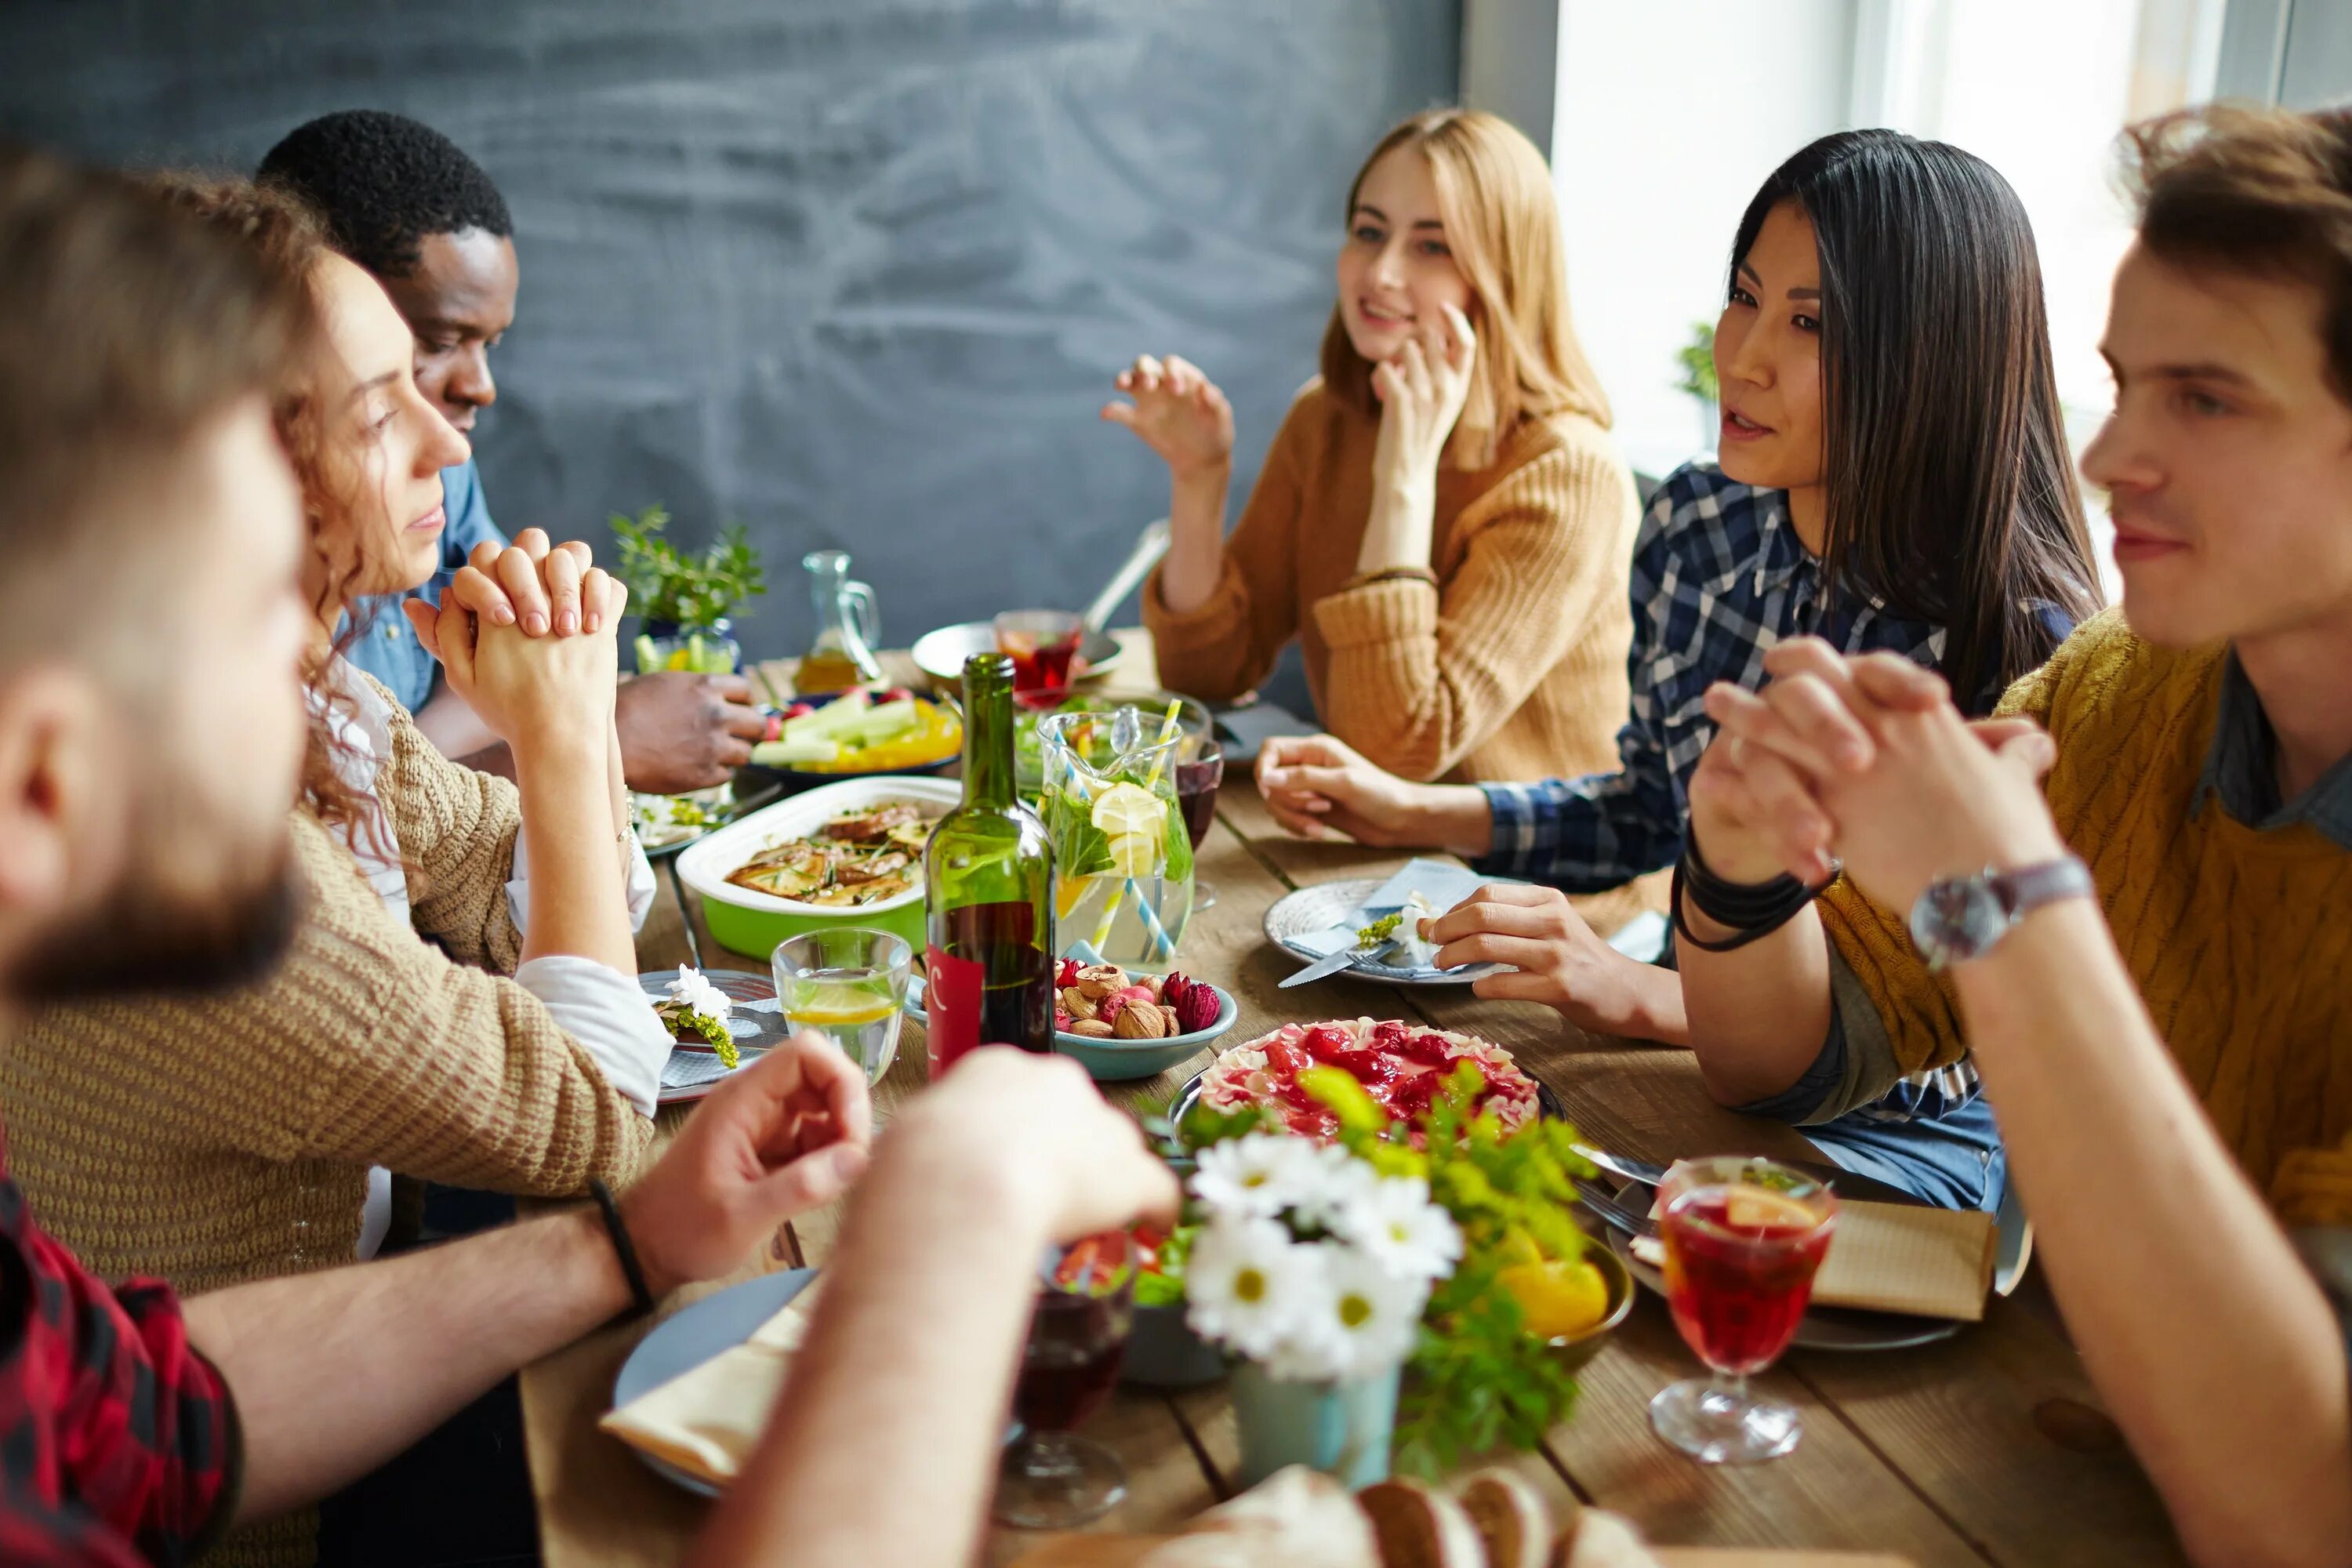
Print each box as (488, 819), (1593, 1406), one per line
(1185, 1215), (1325, 1362)
(666, 964), (732, 1025)
(1333, 1174), (1461, 1283)
(1271, 1243), (1426, 1383)
(1288, 1142), (1381, 1235)
(1190, 1133), (1323, 1221)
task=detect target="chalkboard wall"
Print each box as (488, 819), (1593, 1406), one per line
(1, 0), (1461, 671)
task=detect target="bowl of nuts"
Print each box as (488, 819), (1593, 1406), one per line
(904, 950), (1237, 1083)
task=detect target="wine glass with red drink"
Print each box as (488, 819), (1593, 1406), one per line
(1650, 1156), (1837, 1465)
(1174, 735), (1224, 911)
(995, 610), (1084, 711)
(995, 1231), (1139, 1528)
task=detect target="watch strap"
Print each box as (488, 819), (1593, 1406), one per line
(1993, 855), (2095, 922)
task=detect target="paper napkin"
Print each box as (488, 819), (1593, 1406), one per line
(598, 1279), (824, 1485)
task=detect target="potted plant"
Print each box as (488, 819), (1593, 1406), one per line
(1675, 319), (1719, 453)
(610, 504), (768, 675)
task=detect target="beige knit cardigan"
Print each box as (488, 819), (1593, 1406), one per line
(0, 682), (660, 1299)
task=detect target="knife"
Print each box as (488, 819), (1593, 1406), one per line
(1279, 947), (1367, 989)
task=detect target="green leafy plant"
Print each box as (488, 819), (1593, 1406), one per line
(1300, 1062), (1600, 1478)
(610, 504), (768, 630)
(1675, 320), (1719, 402)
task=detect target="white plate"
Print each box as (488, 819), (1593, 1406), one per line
(609, 1269), (818, 1497)
(674, 775), (961, 922)
(1262, 878), (1503, 988)
(910, 621), (1124, 690)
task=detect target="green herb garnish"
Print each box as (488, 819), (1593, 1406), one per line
(1356, 912), (1403, 948)
(657, 1001), (739, 1069)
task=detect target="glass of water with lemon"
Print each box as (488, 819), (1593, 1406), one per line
(771, 928), (913, 1084)
(1036, 709), (1195, 967)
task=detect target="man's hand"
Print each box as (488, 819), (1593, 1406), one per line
(619, 1031), (874, 1297)
(615, 673), (768, 793)
(1422, 884), (1671, 1039)
(1254, 734), (1490, 854)
(1691, 640), (2062, 905)
(890, 1049), (1178, 1243)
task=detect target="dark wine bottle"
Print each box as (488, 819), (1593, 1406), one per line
(924, 652), (1055, 1076)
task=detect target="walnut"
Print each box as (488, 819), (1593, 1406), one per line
(1067, 1018), (1116, 1039)
(1112, 1001), (1169, 1040)
(1160, 1004), (1184, 1036)
(1058, 986), (1098, 1022)
(1074, 964), (1128, 1000)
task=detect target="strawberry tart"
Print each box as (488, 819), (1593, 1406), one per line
(1195, 1018), (1541, 1143)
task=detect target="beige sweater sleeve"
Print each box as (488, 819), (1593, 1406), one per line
(142, 814), (659, 1192)
(367, 676), (526, 973)
(1312, 435), (1632, 782)
(1142, 395), (1310, 704)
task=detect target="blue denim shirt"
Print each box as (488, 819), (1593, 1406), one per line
(340, 459), (508, 713)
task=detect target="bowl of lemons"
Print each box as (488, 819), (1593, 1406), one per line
(1498, 1230), (1636, 1374)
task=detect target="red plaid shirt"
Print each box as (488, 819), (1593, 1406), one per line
(0, 1171), (238, 1565)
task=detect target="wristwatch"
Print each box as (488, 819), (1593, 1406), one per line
(1907, 855), (2093, 971)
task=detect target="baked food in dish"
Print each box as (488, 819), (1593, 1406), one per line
(1195, 1018), (1540, 1143)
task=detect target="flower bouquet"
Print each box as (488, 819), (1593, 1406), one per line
(1182, 1131), (1459, 1486)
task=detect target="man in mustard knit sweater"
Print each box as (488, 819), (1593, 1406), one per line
(0, 147), (1178, 1568)
(1672, 107), (2352, 1566)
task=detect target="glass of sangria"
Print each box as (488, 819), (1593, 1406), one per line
(1650, 1156), (1837, 1465)
(1174, 733), (1224, 911)
(995, 1230), (1139, 1528)
(994, 610), (1085, 710)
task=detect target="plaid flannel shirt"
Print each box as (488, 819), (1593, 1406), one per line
(1477, 461), (1984, 1120)
(0, 1171), (238, 1565)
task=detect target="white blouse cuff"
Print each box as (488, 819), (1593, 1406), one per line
(512, 954), (670, 1119)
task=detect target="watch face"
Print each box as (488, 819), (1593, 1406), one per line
(1909, 877), (2008, 964)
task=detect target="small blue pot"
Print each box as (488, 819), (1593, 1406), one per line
(1229, 1359), (1399, 1490)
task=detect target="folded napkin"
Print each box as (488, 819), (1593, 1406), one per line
(597, 1279), (823, 1486)
(1292, 858), (1492, 975)
(1635, 1192), (1995, 1321)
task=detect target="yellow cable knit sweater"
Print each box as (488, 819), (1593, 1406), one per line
(0, 690), (661, 1298)
(1144, 379), (1639, 789)
(1822, 610), (2352, 1225)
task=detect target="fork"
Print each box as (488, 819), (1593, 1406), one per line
(1573, 1176), (1659, 1241)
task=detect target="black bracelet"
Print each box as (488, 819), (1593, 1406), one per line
(1670, 835), (1832, 953)
(586, 1177), (656, 1319)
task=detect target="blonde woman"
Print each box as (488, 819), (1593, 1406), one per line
(1114, 109), (1637, 802)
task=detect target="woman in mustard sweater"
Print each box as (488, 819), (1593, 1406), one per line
(1112, 108), (1637, 797)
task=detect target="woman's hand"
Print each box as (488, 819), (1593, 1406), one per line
(412, 539), (626, 755)
(1102, 354), (1235, 481)
(1254, 733), (1492, 855)
(1423, 884), (1678, 1040)
(1370, 303), (1476, 487)
(432, 528), (605, 637)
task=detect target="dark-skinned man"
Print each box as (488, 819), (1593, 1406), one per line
(257, 109), (766, 793)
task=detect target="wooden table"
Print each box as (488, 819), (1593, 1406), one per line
(520, 638), (2187, 1566)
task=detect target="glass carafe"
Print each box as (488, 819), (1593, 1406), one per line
(797, 550), (883, 695)
(1037, 706), (1194, 966)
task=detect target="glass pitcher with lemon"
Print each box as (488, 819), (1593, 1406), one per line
(1036, 706), (1194, 967)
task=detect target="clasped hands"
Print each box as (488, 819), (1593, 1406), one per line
(1686, 639), (2069, 916)
(403, 528), (621, 754)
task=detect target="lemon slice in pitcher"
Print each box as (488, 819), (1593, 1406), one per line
(1105, 831), (1162, 878)
(1090, 782), (1164, 838)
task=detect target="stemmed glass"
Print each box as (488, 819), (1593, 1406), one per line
(1175, 735), (1225, 911)
(994, 1231), (1138, 1528)
(1650, 1156), (1837, 1465)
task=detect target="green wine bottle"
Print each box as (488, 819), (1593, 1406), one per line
(924, 652), (1055, 1075)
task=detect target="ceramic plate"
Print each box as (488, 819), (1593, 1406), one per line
(909, 620), (1124, 690)
(637, 969), (789, 1105)
(1262, 878), (1503, 987)
(609, 1268), (817, 1497)
(635, 781), (785, 862)
(1602, 1175), (1965, 1352)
